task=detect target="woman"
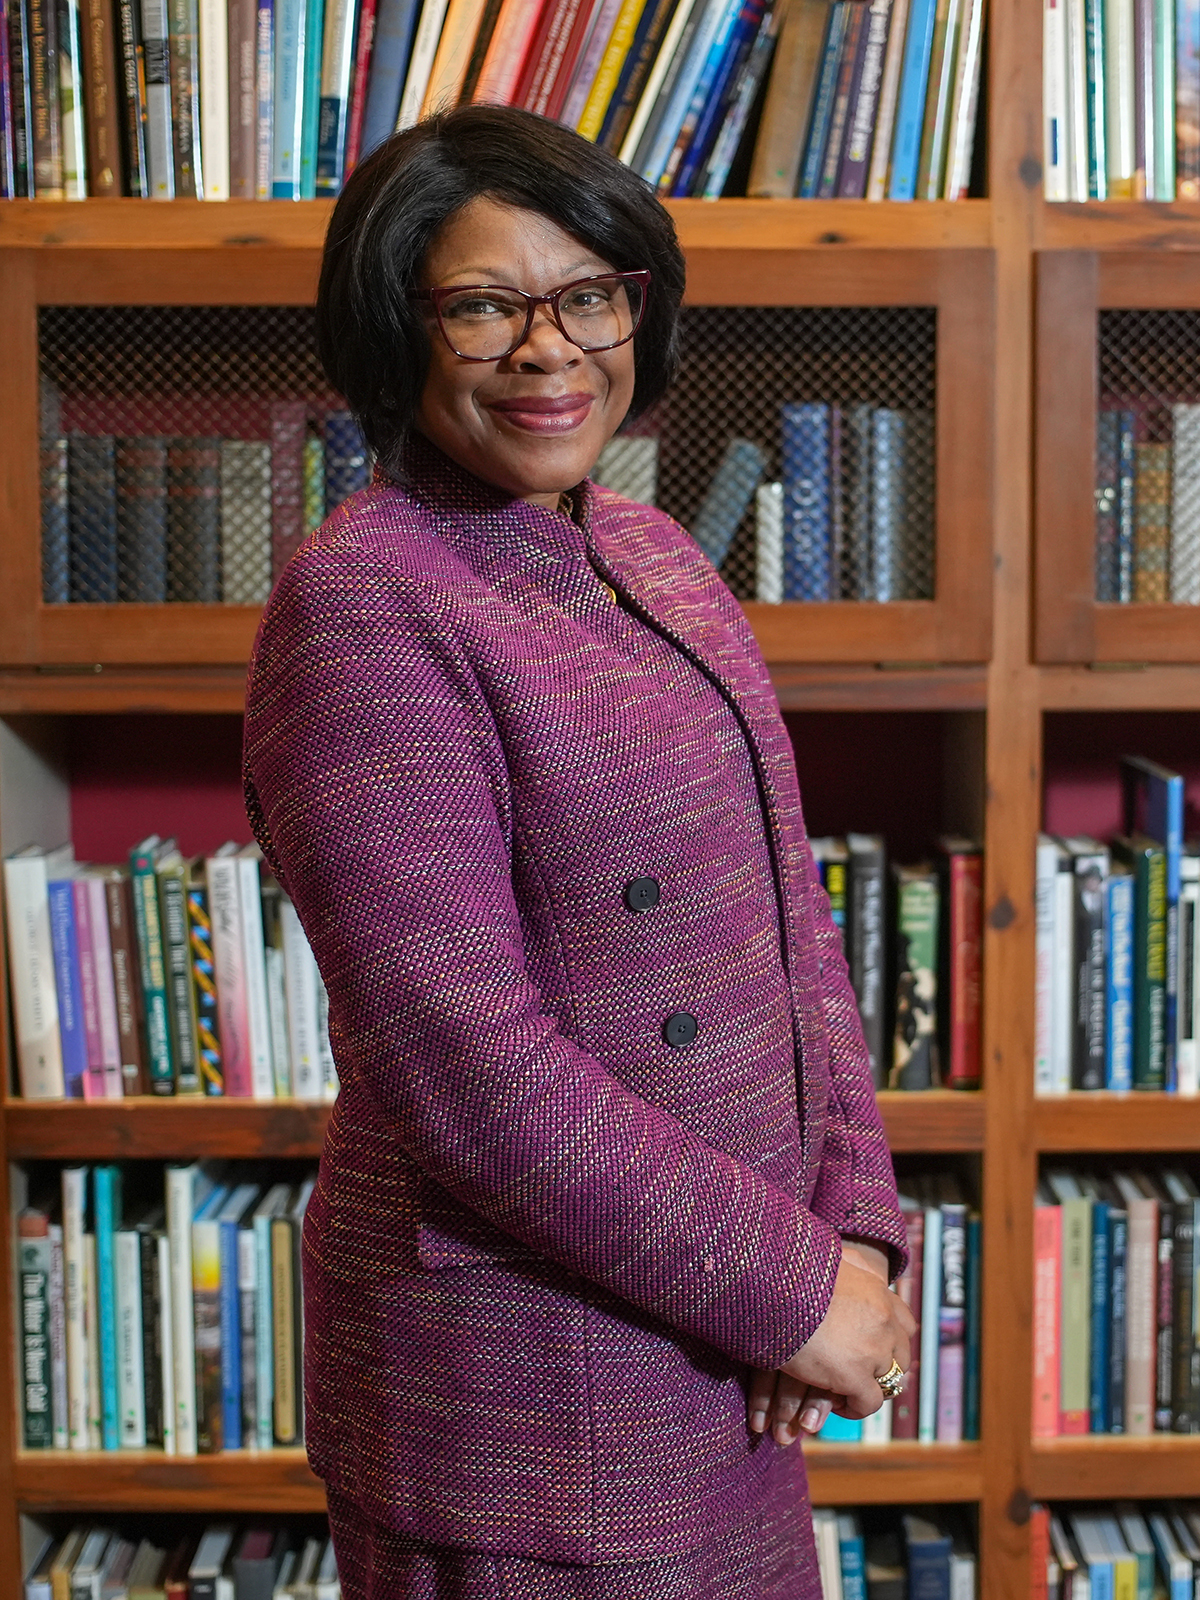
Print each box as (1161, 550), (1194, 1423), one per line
(243, 106), (914, 1600)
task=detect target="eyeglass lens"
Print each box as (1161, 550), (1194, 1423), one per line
(437, 276), (644, 360)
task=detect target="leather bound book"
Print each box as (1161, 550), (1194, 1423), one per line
(40, 435), (69, 602)
(220, 439), (272, 604)
(68, 434), (119, 602)
(269, 400), (307, 578)
(116, 436), (168, 601)
(103, 868), (148, 1097)
(166, 438), (220, 602)
(79, 0), (124, 193)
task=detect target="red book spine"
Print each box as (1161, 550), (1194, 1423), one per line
(890, 1205), (923, 1440)
(513, 0), (568, 105)
(1031, 1201), (1061, 1438)
(948, 851), (982, 1086)
(344, 0), (380, 175)
(523, 0), (587, 111)
(1028, 1504), (1051, 1600)
(542, 0), (601, 118)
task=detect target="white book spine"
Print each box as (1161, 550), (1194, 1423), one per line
(1052, 862), (1075, 1093)
(861, 1395), (892, 1442)
(943, 0), (986, 199)
(396, 0), (451, 130)
(157, 1232), (176, 1456)
(165, 1166), (198, 1455)
(317, 975), (338, 1100)
(1035, 837), (1059, 1095)
(48, 1223), (68, 1449)
(84, 877), (123, 1098)
(755, 482), (784, 604)
(198, 0), (231, 196)
(207, 854), (252, 1095)
(141, 0), (177, 197)
(1104, 0), (1135, 191)
(265, 944), (292, 1097)
(84, 1234), (102, 1449)
(1044, 0), (1069, 199)
(949, 1552), (976, 1600)
(917, 1205), (943, 1442)
(115, 1231), (146, 1448)
(1171, 403), (1200, 604)
(320, 0), (356, 105)
(1065, 0), (1089, 199)
(237, 856), (276, 1098)
(3, 857), (65, 1099)
(866, 0), (911, 199)
(61, 1167), (89, 1449)
(1177, 867), (1200, 1096)
(281, 900), (321, 1100)
(254, 1214), (274, 1449)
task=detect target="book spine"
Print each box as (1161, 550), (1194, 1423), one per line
(942, 0), (984, 197)
(79, 0), (121, 191)
(915, 0), (961, 201)
(9, 0), (34, 193)
(157, 1231), (175, 1454)
(265, 937), (291, 1097)
(869, 407), (905, 601)
(1153, 0), (1175, 194)
(1088, 1201), (1111, 1432)
(0, 1), (13, 198)
(1156, 1196), (1175, 1429)
(164, 1166), (197, 1455)
(219, 440), (272, 604)
(114, 1229), (146, 1447)
(837, 0), (890, 197)
(617, 0), (696, 160)
(4, 858), (65, 1100)
(93, 1165), (121, 1451)
(61, 1167), (89, 1448)
(1096, 410), (1120, 599)
(197, 0), (228, 193)
(269, 400), (308, 575)
(70, 878), (107, 1101)
(269, 0), (303, 193)
(166, 438), (221, 602)
(158, 867), (200, 1094)
(227, 0), (256, 194)
(138, 1227), (163, 1446)
(1104, 0), (1134, 192)
(795, 0), (845, 197)
(18, 1218), (52, 1447)
(207, 856), (253, 1097)
(187, 882), (224, 1096)
(754, 480), (783, 604)
(917, 1203), (942, 1441)
(816, 0), (865, 197)
(357, 0), (418, 157)
(297, 0), (322, 196)
(1059, 1194), (1092, 1434)
(140, 0), (174, 193)
(28, 0), (63, 193)
(670, 0), (762, 196)
(191, 1219), (222, 1453)
(1085, 0), (1107, 195)
(560, 0), (624, 126)
(47, 879), (88, 1100)
(271, 1215), (297, 1443)
(890, 869), (939, 1091)
(1108, 1206), (1127, 1431)
(945, 850), (982, 1086)
(1065, 0), (1088, 197)
(105, 873), (147, 1096)
(314, 0), (357, 193)
(281, 899), (321, 1098)
(114, 0), (148, 193)
(1033, 1202), (1062, 1435)
(84, 877), (122, 1099)
(167, 0), (200, 194)
(1107, 872), (1134, 1091)
(1133, 440), (1170, 602)
(696, 3), (776, 197)
(129, 849), (175, 1094)
(1052, 858), (1075, 1094)
(253, 1212), (274, 1449)
(892, 1205), (924, 1439)
(40, 434), (69, 601)
(598, 0), (677, 153)
(1171, 404), (1200, 603)
(1178, 0), (1200, 197)
(48, 1223), (68, 1448)
(866, 0), (909, 196)
(1125, 1197), (1157, 1434)
(114, 435), (168, 601)
(1116, 408), (1135, 600)
(237, 856), (277, 1099)
(849, 841), (887, 1088)
(1179, 875), (1199, 1096)
(238, 1226), (257, 1446)
(888, 0), (937, 197)
(219, 1218), (242, 1450)
(1136, 846), (1168, 1090)
(1173, 1199), (1199, 1430)
(394, 0), (447, 127)
(254, 0), (272, 194)
(963, 1209), (982, 1439)
(780, 401), (830, 600)
(547, 0), (610, 120)
(68, 435), (118, 602)
(935, 1202), (966, 1441)
(575, 0), (644, 136)
(84, 1232), (101, 1447)
(1072, 850), (1108, 1091)
(341, 0), (376, 170)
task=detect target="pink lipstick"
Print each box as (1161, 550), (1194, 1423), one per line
(487, 393), (594, 435)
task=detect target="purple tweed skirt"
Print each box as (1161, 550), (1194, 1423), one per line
(325, 1444), (819, 1600)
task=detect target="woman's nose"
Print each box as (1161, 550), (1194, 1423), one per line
(510, 306), (579, 372)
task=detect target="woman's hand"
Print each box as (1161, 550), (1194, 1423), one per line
(747, 1369), (840, 1445)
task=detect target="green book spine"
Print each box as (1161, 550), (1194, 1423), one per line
(297, 0), (324, 198)
(1116, 836), (1167, 1089)
(157, 861), (201, 1095)
(963, 1209), (982, 1440)
(129, 844), (175, 1094)
(889, 866), (940, 1090)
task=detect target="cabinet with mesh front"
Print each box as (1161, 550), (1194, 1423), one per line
(1037, 251), (1200, 663)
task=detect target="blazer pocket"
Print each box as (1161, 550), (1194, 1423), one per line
(416, 1177), (539, 1271)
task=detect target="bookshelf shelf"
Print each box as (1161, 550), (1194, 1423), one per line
(1032, 1094), (1200, 1153)
(802, 1442), (984, 1505)
(769, 665), (988, 713)
(1028, 1436), (1200, 1500)
(1038, 665), (1200, 712)
(1038, 200), (1200, 252)
(3, 1091), (982, 1160)
(13, 1451), (325, 1513)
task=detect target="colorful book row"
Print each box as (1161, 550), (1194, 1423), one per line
(40, 407), (370, 605)
(1034, 756), (1195, 1095)
(24, 1522), (340, 1598)
(812, 1507), (976, 1600)
(817, 1170), (982, 1447)
(1044, 0), (1200, 202)
(4, 836), (337, 1102)
(1030, 1501), (1200, 1600)
(1033, 1164), (1200, 1438)
(810, 834), (982, 1092)
(1095, 406), (1200, 606)
(16, 1161), (315, 1455)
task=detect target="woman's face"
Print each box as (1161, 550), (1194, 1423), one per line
(415, 197), (637, 508)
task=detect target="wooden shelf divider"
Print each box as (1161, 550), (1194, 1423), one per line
(1029, 1435), (1200, 1500)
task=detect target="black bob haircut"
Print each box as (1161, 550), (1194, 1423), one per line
(315, 105), (687, 463)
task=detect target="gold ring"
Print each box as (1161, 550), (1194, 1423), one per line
(876, 1360), (905, 1399)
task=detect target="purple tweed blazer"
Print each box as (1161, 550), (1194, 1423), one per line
(243, 433), (907, 1565)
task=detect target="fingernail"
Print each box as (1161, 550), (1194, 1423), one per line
(750, 1410), (767, 1432)
(800, 1406), (821, 1432)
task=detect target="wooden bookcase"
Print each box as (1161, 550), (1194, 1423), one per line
(0, 0), (1198, 1590)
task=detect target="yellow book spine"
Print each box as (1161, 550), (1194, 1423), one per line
(576, 0), (649, 140)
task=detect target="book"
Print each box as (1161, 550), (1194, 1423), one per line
(297, 0), (323, 197)
(280, 897), (322, 1098)
(597, 0), (678, 154)
(1063, 835), (1109, 1091)
(695, 0), (777, 196)
(395, 0), (449, 127)
(1084, 0), (1107, 197)
(796, 0), (845, 197)
(836, 1512), (866, 1600)
(1065, 0), (1089, 198)
(1133, 440), (1170, 602)
(237, 845), (277, 1099)
(918, 1190), (942, 1441)
(1170, 403), (1200, 603)
(817, 0), (866, 198)
(226, 0), (255, 195)
(936, 1185), (967, 1441)
(688, 436), (765, 569)
(916, 0), (962, 199)
(1112, 1169), (1158, 1434)
(812, 1507), (844, 1600)
(1123, 756), (1185, 1091)
(5, 845), (69, 1100)
(893, 1197), (923, 1439)
(167, 0), (201, 194)
(269, 400), (308, 574)
(1178, 851), (1200, 1097)
(866, 0), (910, 197)
(197, 0), (229, 194)
(890, 863), (940, 1090)
(1163, 1168), (1200, 1431)
(261, 877), (291, 1096)
(888, 0), (938, 197)
(617, 0), (701, 164)
(28, 0), (63, 194)
(156, 848), (201, 1096)
(848, 833), (887, 1088)
(314, 0), (358, 193)
(1033, 1182), (1063, 1437)
(903, 1514), (953, 1599)
(269, 0), (303, 193)
(141, 0), (174, 195)
(357, 0), (419, 156)
(252, 1182), (288, 1449)
(754, 480), (783, 602)
(323, 410), (371, 511)
(837, 0), (890, 198)
(114, 1212), (147, 1447)
(115, 437), (168, 602)
(1112, 834), (1168, 1091)
(191, 1178), (231, 1454)
(780, 401), (831, 599)
(667, 0), (763, 194)
(1106, 863), (1134, 1091)
(206, 844), (253, 1097)
(220, 439), (272, 604)
(40, 434), (69, 601)
(1047, 1168), (1092, 1435)
(937, 837), (982, 1087)
(61, 1167), (89, 1449)
(92, 1162), (123, 1451)
(573, 0), (647, 138)
(68, 435), (118, 602)
(237, 1213), (258, 1450)
(165, 1162), (215, 1456)
(129, 835), (175, 1095)
(943, 0), (984, 196)
(1179, 0), (1200, 196)
(1097, 409), (1121, 599)
(166, 439), (221, 603)
(103, 869), (147, 1096)
(74, 874), (122, 1100)
(57, 0), (87, 196)
(214, 1182), (259, 1451)
(420, 0), (489, 113)
(9, 0), (34, 194)
(136, 1207), (166, 1446)
(18, 1203), (54, 1447)
(47, 870), (88, 1100)
(186, 864), (223, 1096)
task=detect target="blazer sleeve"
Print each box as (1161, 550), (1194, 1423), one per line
(804, 850), (909, 1281)
(243, 542), (842, 1371)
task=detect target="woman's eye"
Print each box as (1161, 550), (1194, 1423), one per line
(562, 290), (610, 314)
(444, 297), (507, 319)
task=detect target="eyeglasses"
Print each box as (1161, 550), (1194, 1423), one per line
(414, 270), (651, 362)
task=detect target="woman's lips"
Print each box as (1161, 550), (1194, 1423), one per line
(487, 394), (594, 434)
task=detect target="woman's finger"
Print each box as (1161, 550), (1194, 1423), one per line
(747, 1368), (778, 1434)
(769, 1374), (809, 1446)
(797, 1386), (838, 1435)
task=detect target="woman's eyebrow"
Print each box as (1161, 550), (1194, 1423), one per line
(436, 260), (606, 284)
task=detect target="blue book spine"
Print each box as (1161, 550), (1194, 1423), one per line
(1108, 1207), (1127, 1432)
(638, 0), (734, 186)
(324, 411), (371, 511)
(887, 0), (937, 199)
(598, 0), (670, 148)
(358, 0), (419, 159)
(93, 1165), (122, 1451)
(1117, 411), (1135, 601)
(1086, 0), (1107, 196)
(253, 1213), (274, 1450)
(781, 403), (831, 600)
(1107, 872), (1134, 1090)
(271, 0), (305, 195)
(870, 408), (906, 603)
(797, 2), (845, 198)
(905, 1535), (953, 1600)
(67, 435), (118, 602)
(670, 0), (761, 195)
(657, 0), (745, 192)
(1088, 1559), (1115, 1600)
(47, 878), (87, 1099)
(689, 438), (765, 568)
(1088, 1200), (1111, 1432)
(838, 1529), (867, 1600)
(298, 0), (325, 197)
(255, 0), (274, 197)
(218, 1217), (242, 1450)
(817, 1411), (862, 1440)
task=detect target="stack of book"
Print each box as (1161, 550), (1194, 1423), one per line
(1044, 0), (1200, 201)
(0, 0), (986, 202)
(1030, 1502), (1200, 1599)
(1033, 1163), (1200, 1438)
(4, 835), (338, 1101)
(15, 1161), (316, 1455)
(1035, 756), (1196, 1095)
(811, 1507), (977, 1600)
(811, 834), (983, 1092)
(818, 1170), (981, 1446)
(1095, 406), (1200, 605)
(41, 404), (370, 605)
(23, 1523), (340, 1596)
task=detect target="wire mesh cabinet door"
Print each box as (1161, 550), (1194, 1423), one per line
(1037, 249), (1200, 664)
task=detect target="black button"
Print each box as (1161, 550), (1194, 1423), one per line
(624, 877), (661, 912)
(663, 1012), (698, 1049)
